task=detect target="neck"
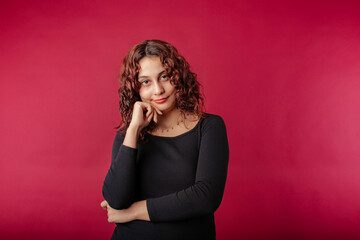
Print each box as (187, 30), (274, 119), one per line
(156, 108), (183, 129)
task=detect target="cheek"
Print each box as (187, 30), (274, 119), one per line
(139, 88), (152, 101)
(164, 81), (175, 91)
(167, 85), (176, 95)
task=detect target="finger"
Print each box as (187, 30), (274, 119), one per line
(151, 104), (163, 115)
(145, 104), (152, 118)
(147, 110), (154, 121)
(147, 111), (154, 123)
(154, 111), (158, 123)
(155, 107), (163, 115)
(100, 200), (108, 210)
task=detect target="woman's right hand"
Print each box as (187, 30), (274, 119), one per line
(129, 101), (163, 131)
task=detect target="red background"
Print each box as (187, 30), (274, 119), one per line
(1, 0), (360, 239)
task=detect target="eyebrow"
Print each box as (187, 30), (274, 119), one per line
(138, 70), (166, 80)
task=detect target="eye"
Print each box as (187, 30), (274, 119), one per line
(160, 75), (168, 80)
(141, 80), (150, 85)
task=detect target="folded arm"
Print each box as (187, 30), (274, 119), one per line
(146, 116), (230, 222)
(102, 131), (138, 210)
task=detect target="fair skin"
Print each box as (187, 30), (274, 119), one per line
(100, 56), (200, 223)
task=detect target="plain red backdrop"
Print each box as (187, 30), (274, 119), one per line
(1, 0), (360, 239)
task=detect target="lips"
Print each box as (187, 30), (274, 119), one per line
(154, 97), (167, 104)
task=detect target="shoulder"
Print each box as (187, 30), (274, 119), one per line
(200, 113), (227, 133)
(201, 113), (227, 125)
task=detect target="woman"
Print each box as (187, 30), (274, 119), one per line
(100, 39), (229, 240)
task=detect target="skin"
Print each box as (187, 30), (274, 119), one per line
(100, 56), (184, 223)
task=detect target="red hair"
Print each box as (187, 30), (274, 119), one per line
(115, 39), (207, 141)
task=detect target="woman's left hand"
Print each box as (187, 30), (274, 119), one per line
(100, 200), (135, 223)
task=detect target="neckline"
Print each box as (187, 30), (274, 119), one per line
(146, 117), (203, 140)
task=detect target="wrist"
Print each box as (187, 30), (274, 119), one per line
(129, 201), (140, 220)
(130, 200), (150, 221)
(126, 204), (138, 222)
(123, 124), (141, 149)
(128, 124), (141, 136)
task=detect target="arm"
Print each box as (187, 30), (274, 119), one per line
(102, 126), (140, 210)
(100, 199), (150, 223)
(101, 101), (161, 214)
(146, 115), (230, 221)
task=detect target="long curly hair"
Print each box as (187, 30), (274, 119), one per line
(115, 39), (207, 142)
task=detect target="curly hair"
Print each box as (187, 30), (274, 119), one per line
(114, 39), (207, 142)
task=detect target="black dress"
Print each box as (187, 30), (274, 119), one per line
(102, 113), (229, 240)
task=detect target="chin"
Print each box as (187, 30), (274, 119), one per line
(162, 105), (177, 113)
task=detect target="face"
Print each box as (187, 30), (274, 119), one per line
(138, 56), (177, 114)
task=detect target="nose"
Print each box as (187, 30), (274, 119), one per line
(154, 81), (165, 95)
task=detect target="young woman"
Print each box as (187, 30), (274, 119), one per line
(100, 39), (229, 240)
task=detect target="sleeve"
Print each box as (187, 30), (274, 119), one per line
(102, 131), (138, 210)
(146, 115), (230, 221)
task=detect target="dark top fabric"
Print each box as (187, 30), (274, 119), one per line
(102, 113), (229, 240)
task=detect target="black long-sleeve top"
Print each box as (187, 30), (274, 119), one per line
(102, 113), (229, 240)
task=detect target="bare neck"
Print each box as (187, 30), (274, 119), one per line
(156, 108), (183, 129)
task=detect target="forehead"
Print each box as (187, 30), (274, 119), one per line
(138, 56), (164, 74)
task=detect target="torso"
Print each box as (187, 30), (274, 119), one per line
(111, 113), (221, 240)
